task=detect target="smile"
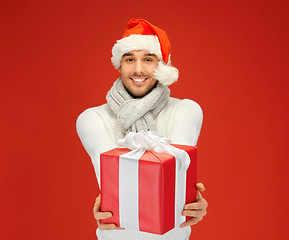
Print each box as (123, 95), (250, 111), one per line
(131, 78), (147, 82)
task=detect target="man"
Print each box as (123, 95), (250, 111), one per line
(76, 18), (208, 240)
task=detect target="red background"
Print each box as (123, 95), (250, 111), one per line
(1, 0), (289, 239)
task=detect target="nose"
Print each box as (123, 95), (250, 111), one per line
(134, 59), (144, 75)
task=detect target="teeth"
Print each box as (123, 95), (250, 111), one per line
(132, 78), (146, 82)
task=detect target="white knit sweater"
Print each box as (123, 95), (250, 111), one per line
(76, 97), (203, 240)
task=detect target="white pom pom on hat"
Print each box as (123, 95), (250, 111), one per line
(111, 18), (179, 86)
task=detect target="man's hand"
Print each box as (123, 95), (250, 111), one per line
(93, 194), (124, 230)
(180, 183), (208, 228)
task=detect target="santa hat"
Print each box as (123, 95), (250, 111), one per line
(111, 18), (179, 86)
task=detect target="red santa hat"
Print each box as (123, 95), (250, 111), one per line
(111, 18), (179, 86)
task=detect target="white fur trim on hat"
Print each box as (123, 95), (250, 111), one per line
(111, 34), (162, 69)
(153, 61), (179, 86)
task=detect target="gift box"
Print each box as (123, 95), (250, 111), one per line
(100, 133), (197, 235)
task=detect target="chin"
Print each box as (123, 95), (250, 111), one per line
(130, 91), (146, 98)
(127, 88), (148, 98)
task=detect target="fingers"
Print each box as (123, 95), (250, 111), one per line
(184, 197), (208, 210)
(182, 209), (207, 218)
(93, 195), (101, 214)
(94, 211), (113, 220)
(96, 216), (125, 230)
(97, 219), (125, 230)
(97, 220), (120, 230)
(196, 183), (205, 192)
(196, 190), (202, 201)
(93, 195), (125, 231)
(179, 217), (203, 228)
(181, 186), (208, 228)
(93, 195), (113, 220)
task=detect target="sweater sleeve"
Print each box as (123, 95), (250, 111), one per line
(76, 108), (118, 185)
(169, 99), (203, 146)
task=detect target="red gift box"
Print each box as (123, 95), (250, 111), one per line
(100, 144), (196, 235)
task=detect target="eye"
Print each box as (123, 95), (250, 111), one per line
(126, 58), (134, 62)
(145, 58), (153, 62)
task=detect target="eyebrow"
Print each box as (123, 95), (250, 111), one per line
(144, 53), (157, 57)
(122, 53), (157, 57)
(122, 53), (133, 57)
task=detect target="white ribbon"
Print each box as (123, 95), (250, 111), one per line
(118, 131), (190, 229)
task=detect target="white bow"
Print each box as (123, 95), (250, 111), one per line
(118, 131), (190, 170)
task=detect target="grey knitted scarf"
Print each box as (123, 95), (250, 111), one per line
(106, 78), (170, 134)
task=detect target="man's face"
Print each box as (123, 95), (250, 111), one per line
(119, 50), (159, 98)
